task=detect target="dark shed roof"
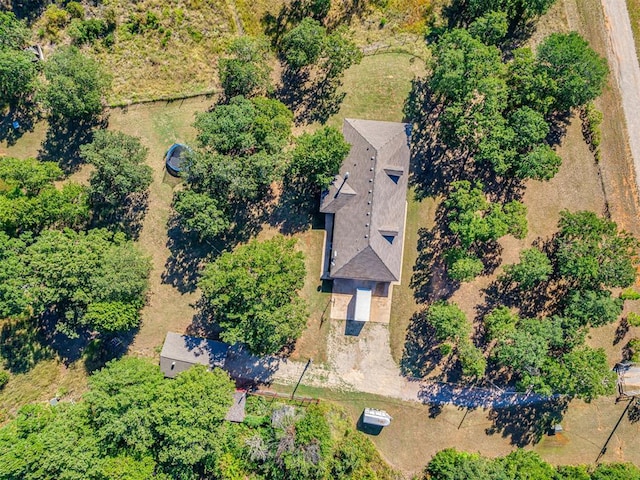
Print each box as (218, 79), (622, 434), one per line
(320, 118), (411, 283)
(160, 332), (229, 375)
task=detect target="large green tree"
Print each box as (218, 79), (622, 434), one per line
(0, 11), (30, 50)
(288, 126), (350, 190)
(42, 46), (111, 120)
(80, 130), (152, 207)
(199, 236), (308, 355)
(501, 247), (553, 289)
(426, 301), (471, 343)
(0, 49), (38, 108)
(445, 180), (528, 249)
(537, 32), (609, 111)
(555, 210), (639, 289)
(194, 96), (292, 156)
(280, 18), (326, 70)
(219, 36), (272, 98)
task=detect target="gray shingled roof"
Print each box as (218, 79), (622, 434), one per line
(320, 118), (410, 283)
(160, 332), (229, 367)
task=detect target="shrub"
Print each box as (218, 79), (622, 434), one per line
(65, 1), (85, 19)
(0, 370), (9, 390)
(621, 288), (640, 300)
(69, 18), (111, 45)
(628, 338), (640, 362)
(43, 4), (69, 38)
(628, 312), (640, 328)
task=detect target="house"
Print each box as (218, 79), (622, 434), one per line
(160, 331), (229, 378)
(321, 118), (410, 283)
(320, 118), (410, 321)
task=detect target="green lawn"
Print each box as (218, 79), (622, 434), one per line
(328, 52), (427, 127)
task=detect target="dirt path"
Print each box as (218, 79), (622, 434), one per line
(601, 0), (640, 196)
(228, 0), (245, 36)
(272, 321), (554, 408)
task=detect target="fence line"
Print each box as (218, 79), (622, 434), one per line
(249, 389), (320, 406)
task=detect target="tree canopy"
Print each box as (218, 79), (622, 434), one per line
(0, 49), (38, 108)
(0, 357), (396, 480)
(0, 229), (150, 335)
(42, 46), (111, 120)
(219, 36), (272, 98)
(199, 235), (308, 355)
(288, 126), (351, 190)
(0, 157), (89, 235)
(80, 130), (152, 207)
(537, 32), (609, 111)
(445, 180), (527, 248)
(194, 95), (292, 156)
(555, 210), (639, 289)
(424, 448), (640, 480)
(501, 247), (553, 288)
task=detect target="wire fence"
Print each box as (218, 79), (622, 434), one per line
(249, 389), (320, 406)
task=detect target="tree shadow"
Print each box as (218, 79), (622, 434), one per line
(269, 179), (323, 234)
(486, 398), (569, 447)
(0, 317), (55, 374)
(0, 312), (134, 374)
(400, 310), (446, 378)
(10, 0), (50, 22)
(162, 216), (213, 294)
(627, 399), (640, 423)
(91, 191), (150, 240)
(262, 0), (367, 46)
(0, 101), (41, 146)
(39, 115), (107, 174)
(277, 69), (346, 125)
(614, 318), (630, 346)
(406, 81), (466, 200)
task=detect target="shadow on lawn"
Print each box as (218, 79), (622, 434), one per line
(269, 179), (324, 234)
(277, 69), (346, 126)
(0, 101), (41, 147)
(39, 115), (107, 174)
(0, 314), (133, 374)
(486, 398), (569, 447)
(91, 191), (150, 240)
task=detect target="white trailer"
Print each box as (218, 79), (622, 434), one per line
(362, 408), (392, 426)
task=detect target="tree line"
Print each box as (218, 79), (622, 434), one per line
(424, 448), (640, 480)
(0, 357), (397, 480)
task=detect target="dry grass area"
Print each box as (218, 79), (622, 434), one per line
(33, 0), (236, 104)
(272, 382), (640, 478)
(106, 96), (213, 356)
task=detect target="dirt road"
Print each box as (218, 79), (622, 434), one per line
(601, 0), (640, 188)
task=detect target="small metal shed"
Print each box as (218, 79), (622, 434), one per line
(160, 332), (229, 378)
(616, 361), (640, 397)
(354, 287), (372, 322)
(362, 408), (392, 426)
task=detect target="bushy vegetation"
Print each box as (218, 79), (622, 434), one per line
(199, 236), (308, 355)
(0, 157), (89, 235)
(0, 228), (151, 336)
(424, 448), (640, 480)
(0, 358), (397, 480)
(42, 45), (111, 121)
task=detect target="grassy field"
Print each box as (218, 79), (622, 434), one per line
(626, 0), (640, 64)
(270, 382), (640, 477)
(32, 0), (237, 104)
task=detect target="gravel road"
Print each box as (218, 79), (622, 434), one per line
(601, 0), (640, 185)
